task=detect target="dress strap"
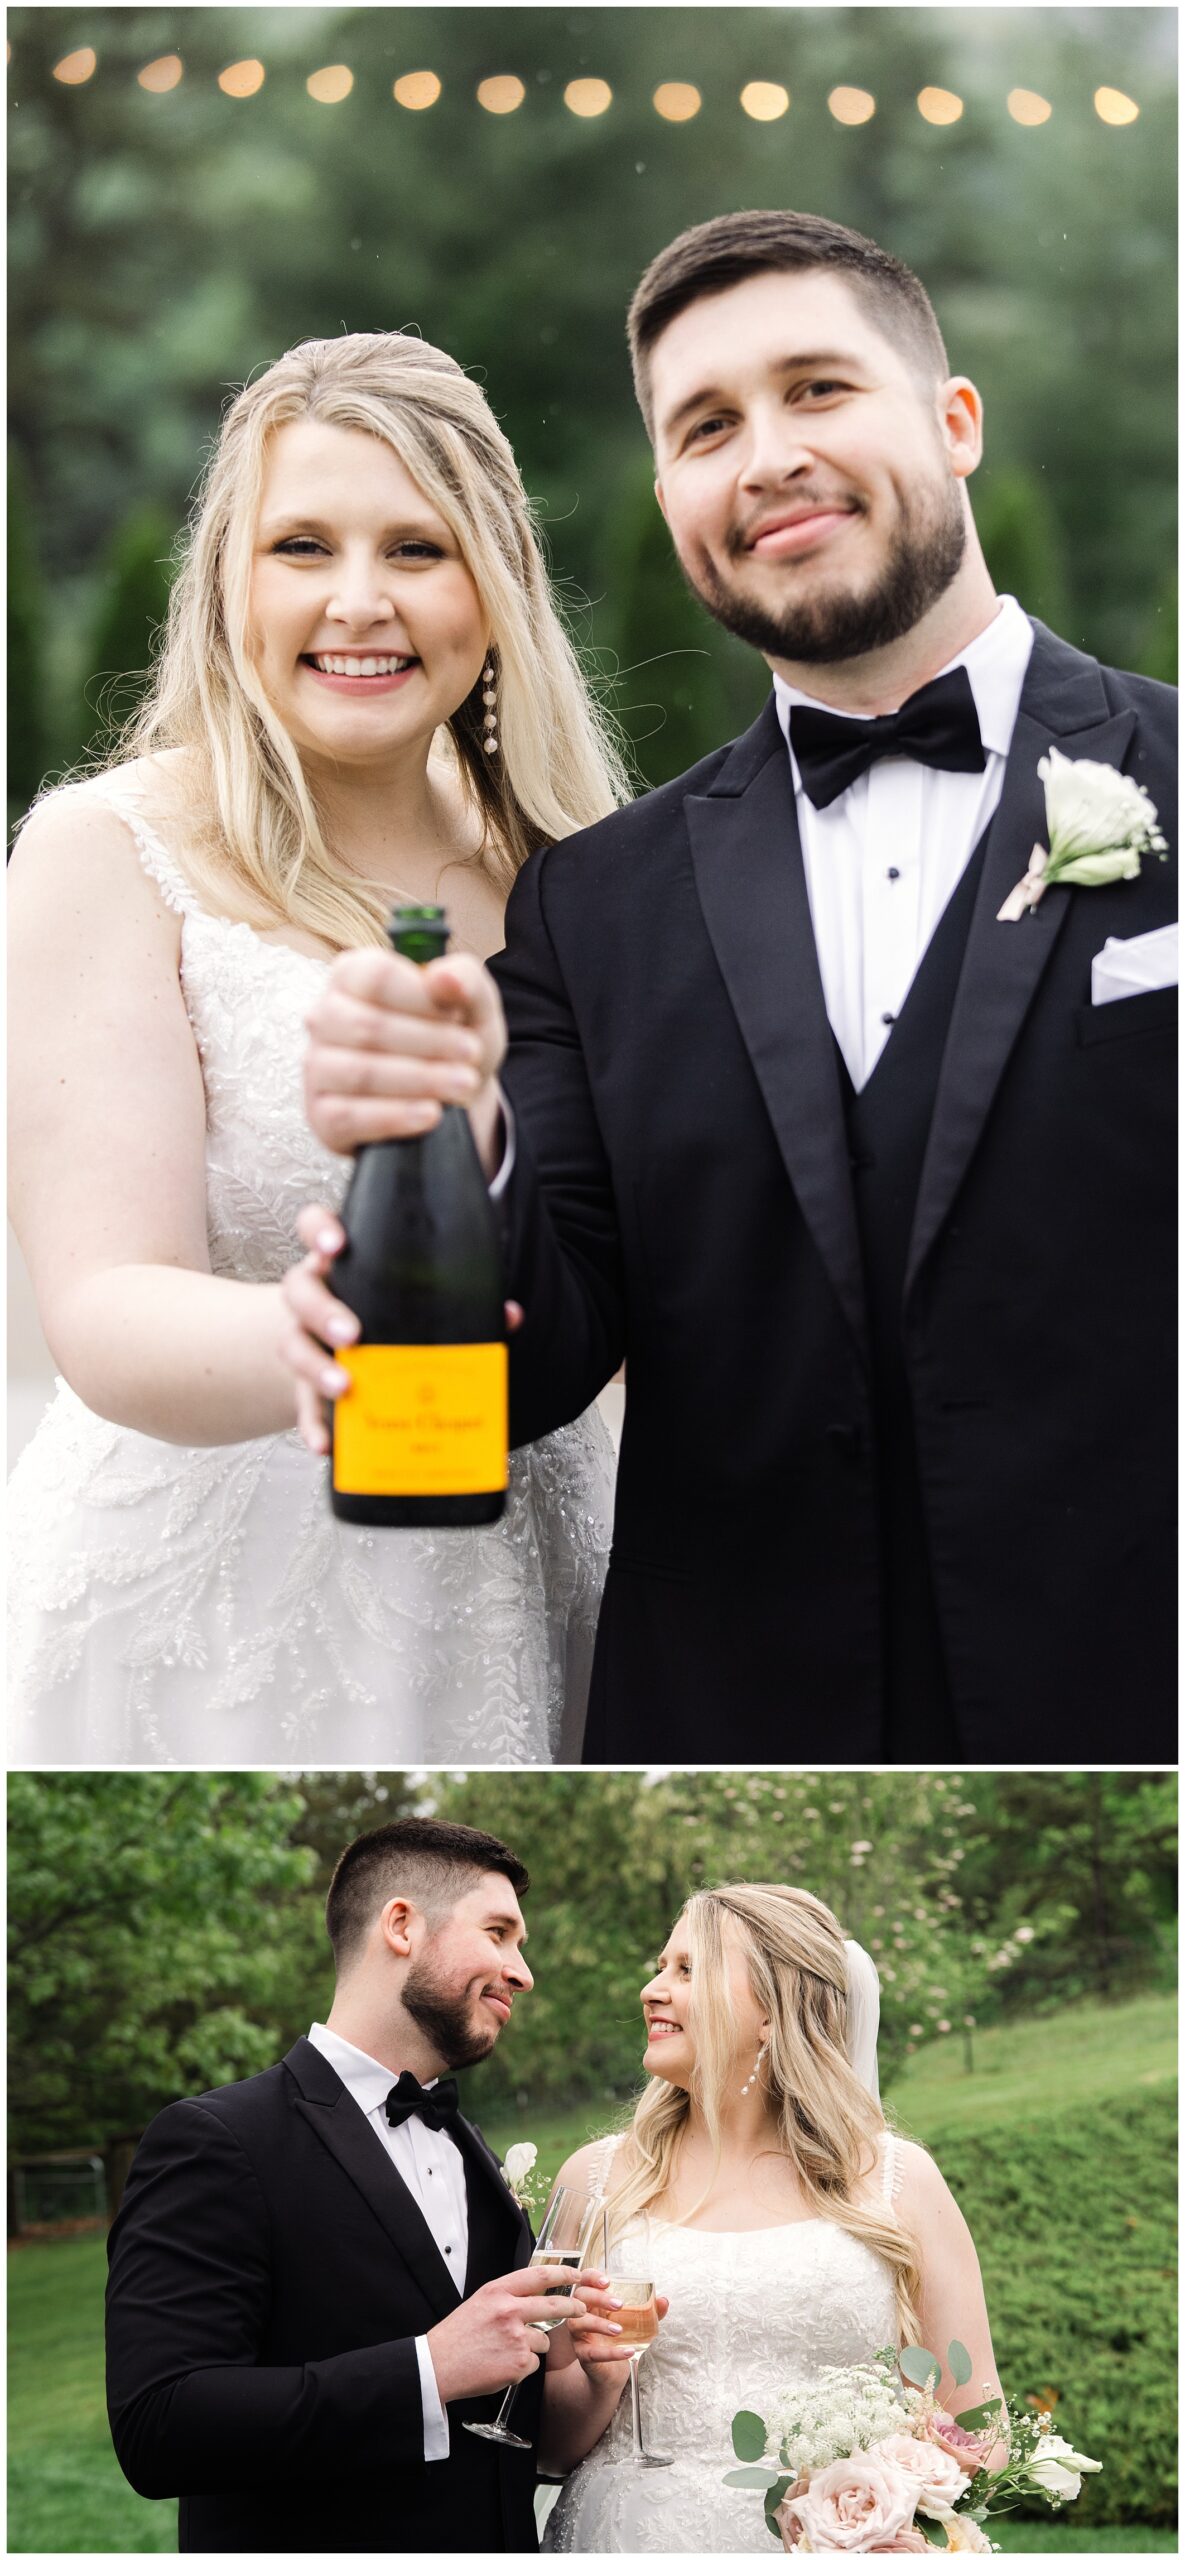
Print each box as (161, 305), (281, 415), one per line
(879, 2130), (903, 2210)
(69, 768), (206, 920)
(584, 2131), (625, 2210)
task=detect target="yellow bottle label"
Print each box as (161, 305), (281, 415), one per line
(332, 1342), (508, 1497)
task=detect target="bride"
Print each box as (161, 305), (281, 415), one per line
(7, 330), (626, 1765)
(537, 1885), (1005, 2552)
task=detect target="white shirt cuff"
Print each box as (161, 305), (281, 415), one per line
(488, 1096), (515, 1200)
(415, 2332), (450, 2461)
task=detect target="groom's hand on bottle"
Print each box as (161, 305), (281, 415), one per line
(303, 947), (508, 1177)
(425, 2265), (592, 2403)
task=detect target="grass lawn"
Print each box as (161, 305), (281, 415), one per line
(8, 2231), (176, 2554)
(9, 1993), (1174, 2553)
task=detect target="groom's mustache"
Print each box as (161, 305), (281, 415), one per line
(725, 488), (867, 561)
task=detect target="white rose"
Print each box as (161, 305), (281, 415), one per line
(1038, 746), (1166, 871)
(876, 2431), (968, 2516)
(502, 2141), (537, 2187)
(1026, 2434), (1102, 2502)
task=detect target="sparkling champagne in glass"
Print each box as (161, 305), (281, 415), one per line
(602, 2211), (673, 2467)
(464, 2184), (598, 2451)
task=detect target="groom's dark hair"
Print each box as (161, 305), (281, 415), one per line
(628, 208), (949, 442)
(326, 1817), (530, 1970)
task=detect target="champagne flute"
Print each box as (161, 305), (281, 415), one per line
(464, 2183), (599, 2451)
(602, 2207), (674, 2467)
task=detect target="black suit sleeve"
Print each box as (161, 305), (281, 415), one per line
(490, 847), (626, 1447)
(106, 2101), (425, 2498)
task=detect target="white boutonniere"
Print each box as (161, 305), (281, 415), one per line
(501, 2139), (544, 2211)
(997, 747), (1168, 920)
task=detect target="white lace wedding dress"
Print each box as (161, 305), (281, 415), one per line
(543, 2135), (902, 2554)
(8, 770), (615, 1766)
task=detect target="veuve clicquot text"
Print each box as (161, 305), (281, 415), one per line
(326, 904), (507, 1526)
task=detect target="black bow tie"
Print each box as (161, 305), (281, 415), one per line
(789, 665), (986, 811)
(384, 2071), (460, 2133)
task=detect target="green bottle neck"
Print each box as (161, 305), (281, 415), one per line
(388, 903), (448, 967)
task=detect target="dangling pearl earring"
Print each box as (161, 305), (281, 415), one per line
(481, 659), (499, 756)
(739, 2045), (766, 2097)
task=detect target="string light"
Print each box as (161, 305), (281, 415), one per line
(307, 66), (354, 104)
(829, 86), (876, 125)
(1094, 86), (1139, 125)
(740, 82), (789, 123)
(52, 47), (97, 85)
(653, 83), (701, 122)
(564, 78), (612, 118)
(477, 76), (525, 114)
(137, 56), (183, 94)
(1007, 88), (1051, 126)
(393, 72), (441, 110)
(218, 61), (265, 99)
(917, 87), (963, 126)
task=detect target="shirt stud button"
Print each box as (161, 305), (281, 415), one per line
(886, 866), (900, 881)
(881, 1010), (896, 1026)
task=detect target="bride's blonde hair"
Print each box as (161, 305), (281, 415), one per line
(119, 330), (629, 947)
(609, 1883), (923, 2346)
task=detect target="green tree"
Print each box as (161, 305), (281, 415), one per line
(7, 1772), (317, 2154)
(78, 504), (176, 755)
(7, 444), (50, 816)
(974, 462), (1069, 635)
(955, 1771), (1177, 2010)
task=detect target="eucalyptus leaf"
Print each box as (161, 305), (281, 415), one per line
(900, 2345), (943, 2390)
(764, 2477), (792, 2520)
(916, 2518), (950, 2549)
(952, 2395), (1002, 2430)
(947, 2339), (973, 2386)
(732, 2411), (768, 2464)
(724, 2469), (781, 2490)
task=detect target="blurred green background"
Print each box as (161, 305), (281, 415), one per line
(6, 4), (1177, 839)
(7, 1768), (1177, 2550)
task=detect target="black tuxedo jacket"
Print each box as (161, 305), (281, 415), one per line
(105, 2039), (540, 2553)
(491, 621), (1176, 1761)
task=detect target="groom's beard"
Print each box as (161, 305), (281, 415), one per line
(402, 1949), (502, 2072)
(684, 470), (967, 666)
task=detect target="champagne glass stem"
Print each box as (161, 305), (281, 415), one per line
(629, 2355), (645, 2458)
(493, 2377), (523, 2433)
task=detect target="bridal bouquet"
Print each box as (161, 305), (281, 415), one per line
(725, 2343), (1101, 2550)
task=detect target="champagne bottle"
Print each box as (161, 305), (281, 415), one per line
(326, 904), (507, 1526)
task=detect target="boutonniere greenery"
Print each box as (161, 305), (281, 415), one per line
(501, 2139), (546, 2214)
(997, 746), (1168, 920)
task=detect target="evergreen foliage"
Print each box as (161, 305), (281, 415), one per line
(7, 445), (49, 815)
(79, 506), (176, 757)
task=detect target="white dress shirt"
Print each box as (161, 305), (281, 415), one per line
(773, 594), (1034, 1090)
(308, 2021), (466, 2462)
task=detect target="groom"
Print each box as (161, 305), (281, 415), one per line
(302, 210), (1176, 1763)
(106, 1817), (571, 2552)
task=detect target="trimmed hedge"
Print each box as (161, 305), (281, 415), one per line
(927, 2090), (1176, 2527)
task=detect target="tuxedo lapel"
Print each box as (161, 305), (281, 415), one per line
(905, 625), (1137, 1295)
(686, 702), (869, 1361)
(451, 2116), (533, 2293)
(281, 2039), (461, 2323)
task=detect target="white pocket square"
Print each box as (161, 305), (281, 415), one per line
(1090, 922), (1178, 1005)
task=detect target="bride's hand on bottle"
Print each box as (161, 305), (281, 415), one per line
(279, 1204), (523, 1454)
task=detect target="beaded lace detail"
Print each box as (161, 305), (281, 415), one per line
(9, 771), (615, 1764)
(544, 2133), (901, 2555)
